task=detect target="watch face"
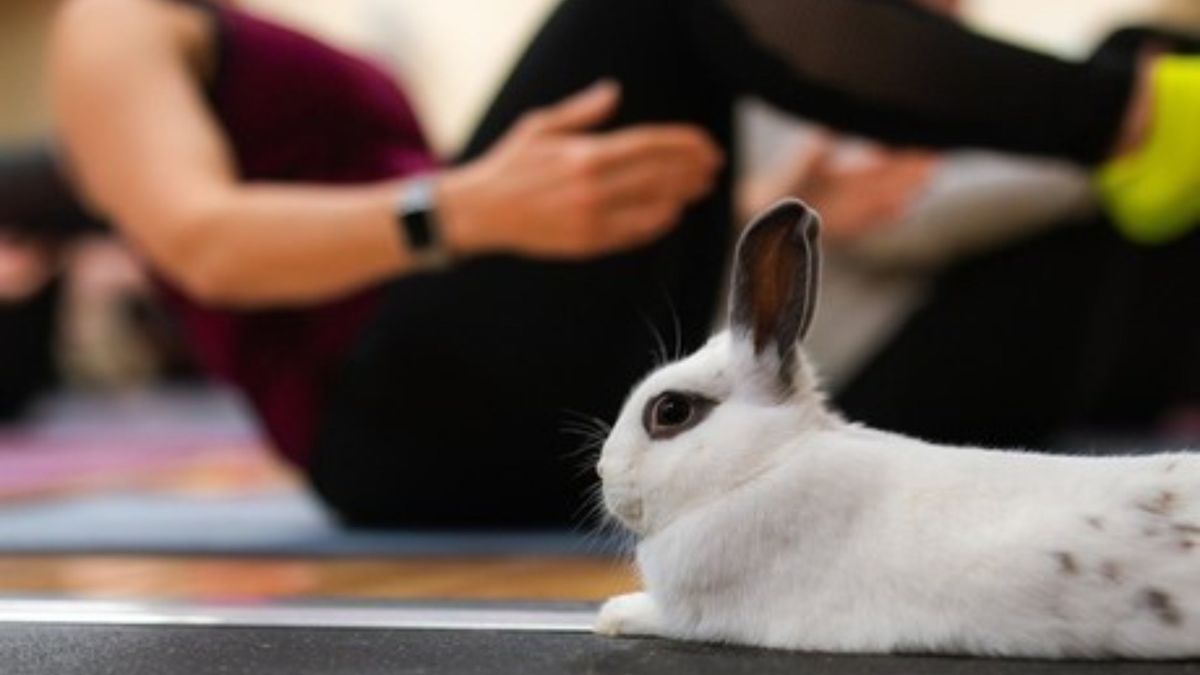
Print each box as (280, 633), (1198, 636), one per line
(404, 207), (436, 249)
(398, 179), (447, 268)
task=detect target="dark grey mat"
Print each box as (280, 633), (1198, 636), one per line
(5, 623), (1200, 675)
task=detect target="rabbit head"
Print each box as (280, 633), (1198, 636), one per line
(598, 199), (838, 535)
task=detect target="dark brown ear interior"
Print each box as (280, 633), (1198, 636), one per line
(729, 199), (821, 388)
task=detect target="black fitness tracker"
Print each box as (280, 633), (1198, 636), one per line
(395, 177), (450, 270)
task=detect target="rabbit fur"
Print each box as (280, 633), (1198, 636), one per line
(594, 199), (1200, 659)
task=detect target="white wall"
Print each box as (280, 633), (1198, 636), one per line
(965, 0), (1171, 56)
(0, 0), (55, 142)
(239, 0), (558, 156)
(356, 0), (559, 156)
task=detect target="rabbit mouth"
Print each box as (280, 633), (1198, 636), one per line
(603, 488), (645, 531)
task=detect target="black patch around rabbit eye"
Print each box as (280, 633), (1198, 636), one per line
(643, 391), (716, 441)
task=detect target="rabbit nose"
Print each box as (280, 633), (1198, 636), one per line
(595, 459), (610, 481)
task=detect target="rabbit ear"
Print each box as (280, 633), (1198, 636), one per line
(729, 198), (822, 394)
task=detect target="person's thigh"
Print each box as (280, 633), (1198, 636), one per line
(834, 221), (1127, 448)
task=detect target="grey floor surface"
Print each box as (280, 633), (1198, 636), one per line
(4, 624), (1200, 675)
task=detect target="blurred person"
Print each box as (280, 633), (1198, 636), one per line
(740, 8), (1200, 447)
(56, 236), (178, 389)
(0, 144), (181, 418)
(0, 236), (58, 420)
(0, 144), (87, 420)
(0, 237), (53, 304)
(47, 0), (1200, 526)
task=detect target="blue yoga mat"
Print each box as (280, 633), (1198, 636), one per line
(0, 488), (625, 557)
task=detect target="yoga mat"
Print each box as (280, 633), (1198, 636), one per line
(0, 387), (270, 499)
(0, 599), (1194, 675)
(0, 388), (623, 556)
(0, 488), (622, 556)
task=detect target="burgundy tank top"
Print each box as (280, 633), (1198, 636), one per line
(158, 2), (437, 465)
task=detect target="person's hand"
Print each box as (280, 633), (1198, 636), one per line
(803, 147), (938, 241)
(741, 135), (936, 241)
(436, 81), (722, 259)
(0, 234), (53, 302)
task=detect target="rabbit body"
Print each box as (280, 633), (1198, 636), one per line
(618, 419), (1200, 657)
(595, 200), (1200, 658)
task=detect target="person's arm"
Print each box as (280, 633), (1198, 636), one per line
(842, 153), (1096, 270)
(50, 0), (720, 308)
(737, 131), (937, 242)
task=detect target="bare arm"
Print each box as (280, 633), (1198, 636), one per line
(50, 0), (720, 308)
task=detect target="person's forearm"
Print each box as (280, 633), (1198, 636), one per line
(51, 1), (721, 309)
(151, 179), (415, 308)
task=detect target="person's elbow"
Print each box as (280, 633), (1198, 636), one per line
(135, 206), (251, 307)
(172, 251), (247, 307)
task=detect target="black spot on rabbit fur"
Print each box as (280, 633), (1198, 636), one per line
(1100, 561), (1123, 584)
(1140, 588), (1184, 627)
(1053, 552), (1079, 575)
(1136, 491), (1178, 516)
(1173, 524), (1200, 551)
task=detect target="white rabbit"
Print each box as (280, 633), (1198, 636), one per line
(594, 198), (1200, 659)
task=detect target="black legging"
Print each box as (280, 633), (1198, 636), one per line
(308, 0), (1143, 527)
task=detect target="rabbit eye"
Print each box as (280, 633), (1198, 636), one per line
(643, 391), (715, 440)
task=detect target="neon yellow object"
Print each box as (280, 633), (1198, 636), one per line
(1096, 56), (1200, 245)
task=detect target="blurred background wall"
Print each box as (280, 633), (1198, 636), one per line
(971, 0), (1158, 55)
(238, 0), (560, 155)
(0, 0), (55, 142)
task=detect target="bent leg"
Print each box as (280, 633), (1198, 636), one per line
(309, 0), (732, 527)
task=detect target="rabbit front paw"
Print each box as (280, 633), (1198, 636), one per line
(595, 592), (662, 638)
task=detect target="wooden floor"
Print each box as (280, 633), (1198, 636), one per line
(0, 555), (639, 602)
